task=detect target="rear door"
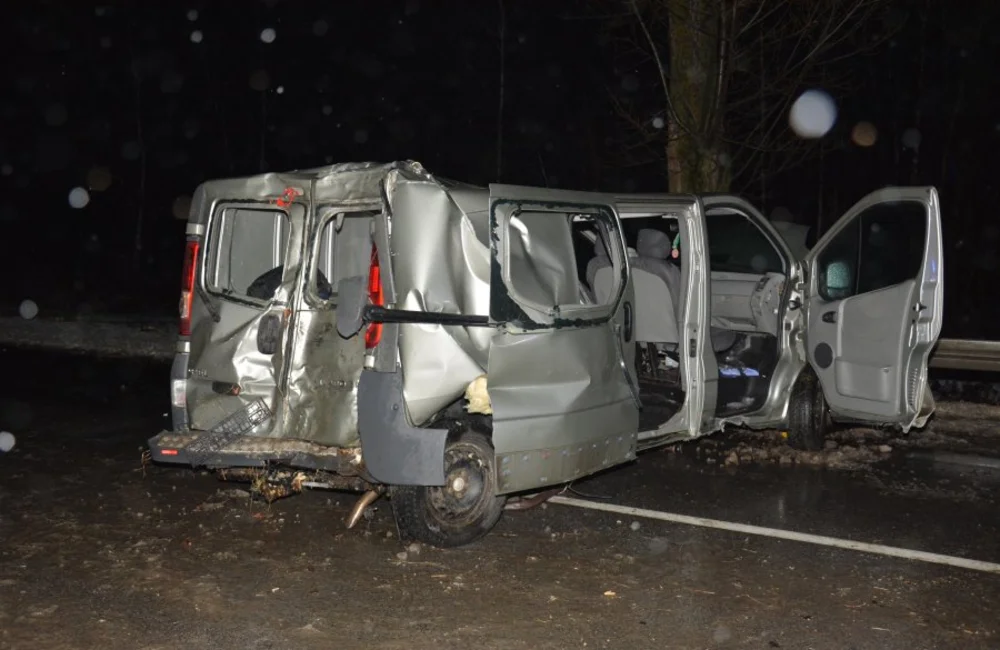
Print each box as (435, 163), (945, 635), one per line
(487, 184), (640, 494)
(185, 199), (303, 435)
(803, 187), (943, 429)
(280, 203), (377, 447)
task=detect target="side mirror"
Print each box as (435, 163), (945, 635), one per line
(822, 259), (853, 300)
(336, 275), (368, 339)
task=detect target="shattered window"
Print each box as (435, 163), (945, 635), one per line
(206, 207), (289, 302)
(507, 209), (623, 311)
(313, 211), (375, 302)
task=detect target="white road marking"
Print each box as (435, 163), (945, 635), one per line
(549, 495), (1000, 575)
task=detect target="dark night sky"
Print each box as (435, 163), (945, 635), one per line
(1, 0), (998, 339)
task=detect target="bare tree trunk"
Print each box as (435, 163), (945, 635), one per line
(664, 0), (730, 193)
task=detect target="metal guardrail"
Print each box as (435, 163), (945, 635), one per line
(930, 339), (1000, 373)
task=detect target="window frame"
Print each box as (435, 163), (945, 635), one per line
(304, 208), (376, 308)
(815, 200), (929, 303)
(500, 202), (628, 324)
(202, 201), (292, 307)
(704, 206), (788, 276)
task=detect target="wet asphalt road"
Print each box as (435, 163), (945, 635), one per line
(1, 349), (999, 649)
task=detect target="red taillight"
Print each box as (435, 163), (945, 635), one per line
(364, 245), (384, 349)
(179, 239), (200, 336)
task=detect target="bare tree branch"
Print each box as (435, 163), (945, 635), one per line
(606, 0), (889, 192)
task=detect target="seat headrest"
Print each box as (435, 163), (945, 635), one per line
(637, 228), (672, 259)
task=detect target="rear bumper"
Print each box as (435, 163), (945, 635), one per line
(147, 430), (365, 473)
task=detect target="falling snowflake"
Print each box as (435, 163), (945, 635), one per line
(354, 129), (369, 144)
(788, 89), (837, 139)
(0, 431), (15, 453)
(19, 299), (39, 320)
(313, 19), (329, 36)
(276, 86), (285, 94)
(190, 30), (204, 44)
(68, 187), (90, 209)
(652, 116), (665, 130)
(322, 105), (333, 116)
(187, 9), (198, 21)
(260, 28), (276, 44)
(0, 164), (11, 176)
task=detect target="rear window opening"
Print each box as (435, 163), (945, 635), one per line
(205, 206), (290, 303)
(310, 210), (376, 304)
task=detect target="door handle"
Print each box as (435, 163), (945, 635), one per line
(622, 301), (634, 342)
(822, 311), (837, 324)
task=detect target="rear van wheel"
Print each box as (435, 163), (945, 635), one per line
(391, 430), (506, 548)
(787, 369), (828, 451)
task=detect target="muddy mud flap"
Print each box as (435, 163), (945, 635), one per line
(357, 368), (448, 486)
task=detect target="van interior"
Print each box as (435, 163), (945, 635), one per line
(571, 210), (787, 430)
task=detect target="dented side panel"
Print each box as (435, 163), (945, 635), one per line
(485, 184), (641, 494)
(387, 179), (494, 425)
(489, 328), (639, 493)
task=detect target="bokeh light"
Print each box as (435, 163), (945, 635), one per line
(851, 121), (878, 147)
(788, 89), (837, 139)
(68, 187), (90, 208)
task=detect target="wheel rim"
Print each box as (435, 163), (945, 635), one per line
(426, 442), (493, 524)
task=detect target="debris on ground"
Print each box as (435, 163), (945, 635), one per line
(683, 399), (1000, 471)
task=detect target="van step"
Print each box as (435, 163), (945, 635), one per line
(184, 398), (273, 465)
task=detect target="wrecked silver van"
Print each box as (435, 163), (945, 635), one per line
(148, 160), (943, 547)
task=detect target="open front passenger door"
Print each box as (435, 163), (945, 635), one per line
(803, 187), (943, 430)
(487, 184), (640, 494)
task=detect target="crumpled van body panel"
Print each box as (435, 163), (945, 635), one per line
(170, 161), (498, 453)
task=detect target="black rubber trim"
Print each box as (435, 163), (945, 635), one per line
(365, 306), (491, 327)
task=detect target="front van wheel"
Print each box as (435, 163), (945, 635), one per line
(391, 430), (506, 548)
(787, 369), (829, 451)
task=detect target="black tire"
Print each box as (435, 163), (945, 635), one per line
(391, 430), (506, 548)
(787, 369), (828, 451)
